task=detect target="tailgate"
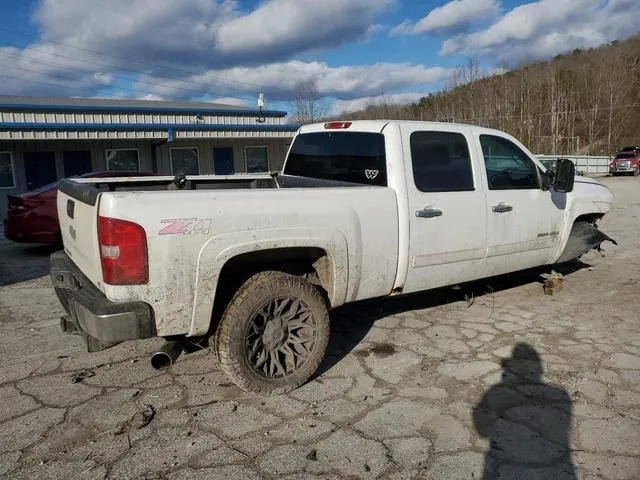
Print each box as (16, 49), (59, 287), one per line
(57, 179), (104, 291)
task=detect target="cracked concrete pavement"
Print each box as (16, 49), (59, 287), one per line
(1, 176), (639, 480)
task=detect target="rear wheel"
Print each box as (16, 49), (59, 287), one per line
(215, 271), (329, 394)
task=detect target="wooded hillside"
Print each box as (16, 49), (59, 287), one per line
(341, 35), (640, 155)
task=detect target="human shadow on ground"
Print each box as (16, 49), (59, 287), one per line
(316, 259), (590, 377)
(0, 244), (61, 286)
(472, 343), (577, 480)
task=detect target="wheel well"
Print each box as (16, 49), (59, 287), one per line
(209, 247), (333, 335)
(555, 212), (608, 264)
(574, 213), (605, 225)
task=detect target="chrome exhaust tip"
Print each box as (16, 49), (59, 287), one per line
(151, 340), (184, 370)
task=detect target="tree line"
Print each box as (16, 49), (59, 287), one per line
(335, 35), (640, 156)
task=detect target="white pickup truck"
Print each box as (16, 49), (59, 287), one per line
(51, 120), (616, 394)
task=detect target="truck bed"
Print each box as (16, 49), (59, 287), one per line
(56, 173), (400, 337)
(59, 173), (367, 205)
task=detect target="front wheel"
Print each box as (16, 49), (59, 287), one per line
(215, 271), (330, 394)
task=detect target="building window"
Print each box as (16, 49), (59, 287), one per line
(63, 151), (92, 177)
(213, 147), (235, 175)
(23, 152), (57, 191)
(170, 148), (199, 175)
(245, 146), (269, 173)
(0, 152), (15, 189)
(106, 149), (140, 172)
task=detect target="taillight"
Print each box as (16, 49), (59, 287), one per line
(324, 121), (352, 129)
(98, 216), (148, 285)
(8, 196), (42, 213)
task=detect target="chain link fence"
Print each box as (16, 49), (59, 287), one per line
(536, 155), (612, 176)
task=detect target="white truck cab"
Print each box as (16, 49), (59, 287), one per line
(51, 120), (615, 394)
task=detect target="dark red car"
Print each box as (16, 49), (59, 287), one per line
(609, 146), (640, 176)
(4, 171), (156, 245)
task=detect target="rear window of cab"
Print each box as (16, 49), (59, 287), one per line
(284, 132), (387, 186)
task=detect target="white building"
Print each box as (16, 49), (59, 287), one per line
(0, 95), (299, 218)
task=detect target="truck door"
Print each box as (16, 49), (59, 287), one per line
(475, 133), (562, 277)
(402, 126), (488, 294)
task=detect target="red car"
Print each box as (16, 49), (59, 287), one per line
(4, 171), (156, 245)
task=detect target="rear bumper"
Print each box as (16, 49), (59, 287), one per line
(3, 217), (60, 244)
(50, 251), (156, 344)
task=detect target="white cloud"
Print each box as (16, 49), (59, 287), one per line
(331, 92), (427, 115)
(413, 0), (500, 35)
(92, 72), (113, 85)
(389, 20), (414, 37)
(0, 0), (397, 98)
(208, 97), (248, 107)
(390, 0), (499, 37)
(2, 0), (635, 109)
(137, 94), (164, 101)
(132, 61), (452, 102)
(34, 0), (232, 67)
(440, 0), (640, 61)
(0, 43), (118, 97)
(216, 0), (393, 60)
(366, 24), (387, 38)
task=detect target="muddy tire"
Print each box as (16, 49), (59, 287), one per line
(210, 328), (221, 366)
(215, 271), (329, 395)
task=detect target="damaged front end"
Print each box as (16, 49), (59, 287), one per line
(556, 220), (618, 264)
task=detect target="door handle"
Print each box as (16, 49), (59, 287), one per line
(492, 203), (513, 213)
(416, 207), (443, 218)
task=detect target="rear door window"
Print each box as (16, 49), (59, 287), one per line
(284, 132), (387, 186)
(410, 131), (475, 192)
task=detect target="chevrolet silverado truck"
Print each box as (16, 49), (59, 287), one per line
(50, 120), (616, 394)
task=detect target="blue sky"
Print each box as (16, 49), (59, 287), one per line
(0, 0), (638, 115)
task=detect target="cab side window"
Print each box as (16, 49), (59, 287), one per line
(480, 135), (539, 190)
(410, 131), (474, 192)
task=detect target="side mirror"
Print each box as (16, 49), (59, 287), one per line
(553, 158), (575, 193)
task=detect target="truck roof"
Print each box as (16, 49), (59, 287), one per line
(298, 119), (505, 136)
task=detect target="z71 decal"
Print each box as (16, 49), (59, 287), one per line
(159, 218), (212, 236)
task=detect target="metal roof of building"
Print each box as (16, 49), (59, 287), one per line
(0, 95), (288, 117)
